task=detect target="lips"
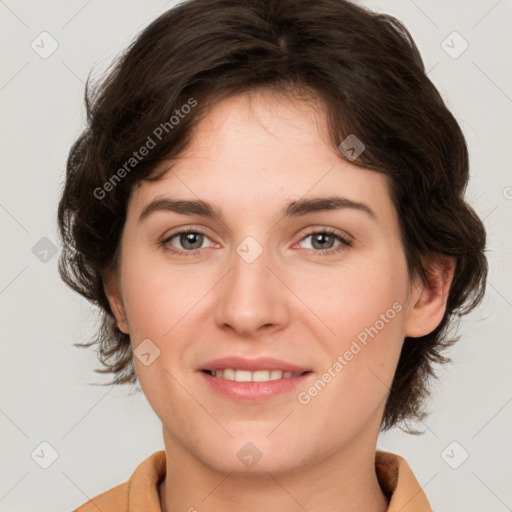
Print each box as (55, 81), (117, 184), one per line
(206, 368), (303, 382)
(197, 356), (313, 401)
(198, 356), (310, 374)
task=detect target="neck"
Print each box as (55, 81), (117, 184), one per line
(159, 430), (388, 512)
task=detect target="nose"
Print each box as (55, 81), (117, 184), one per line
(214, 240), (290, 337)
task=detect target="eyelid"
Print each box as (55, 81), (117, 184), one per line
(296, 225), (354, 243)
(161, 225), (210, 241)
(293, 227), (353, 255)
(159, 225), (219, 258)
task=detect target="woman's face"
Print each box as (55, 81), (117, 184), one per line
(107, 91), (432, 475)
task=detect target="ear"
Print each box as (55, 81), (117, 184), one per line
(103, 266), (129, 334)
(404, 255), (456, 338)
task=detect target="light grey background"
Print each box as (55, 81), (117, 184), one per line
(1, 1), (511, 510)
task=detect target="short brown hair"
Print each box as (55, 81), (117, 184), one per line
(57, 0), (487, 431)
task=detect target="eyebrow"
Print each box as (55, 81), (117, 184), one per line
(138, 195), (376, 224)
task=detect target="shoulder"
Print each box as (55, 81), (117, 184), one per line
(72, 450), (166, 512)
(73, 482), (128, 512)
(375, 450), (434, 512)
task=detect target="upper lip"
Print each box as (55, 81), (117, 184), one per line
(198, 356), (311, 373)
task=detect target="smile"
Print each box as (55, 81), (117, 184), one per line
(204, 369), (304, 382)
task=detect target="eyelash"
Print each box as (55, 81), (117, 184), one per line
(161, 227), (353, 257)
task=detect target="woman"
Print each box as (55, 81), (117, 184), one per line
(58, 0), (487, 510)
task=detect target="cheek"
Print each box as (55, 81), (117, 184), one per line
(293, 246), (408, 403)
(119, 247), (206, 340)
(293, 242), (409, 342)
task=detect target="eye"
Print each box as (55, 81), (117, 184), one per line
(160, 227), (353, 257)
(161, 228), (214, 256)
(296, 228), (352, 255)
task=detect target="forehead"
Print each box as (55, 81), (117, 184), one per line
(128, 91), (395, 229)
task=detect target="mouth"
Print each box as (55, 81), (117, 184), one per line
(201, 368), (309, 382)
(197, 357), (314, 402)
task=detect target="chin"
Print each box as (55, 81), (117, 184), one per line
(205, 451), (298, 477)
(192, 434), (308, 477)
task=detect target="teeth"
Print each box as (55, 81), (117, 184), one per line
(235, 370), (252, 382)
(209, 369), (302, 382)
(270, 370), (283, 380)
(223, 368), (235, 380)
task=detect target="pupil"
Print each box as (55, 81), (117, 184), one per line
(314, 233), (331, 250)
(182, 232), (201, 249)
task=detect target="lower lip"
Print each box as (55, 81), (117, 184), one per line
(198, 371), (313, 402)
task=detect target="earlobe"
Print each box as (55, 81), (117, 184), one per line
(103, 266), (130, 334)
(404, 256), (456, 338)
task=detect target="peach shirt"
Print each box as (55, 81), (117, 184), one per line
(74, 450), (432, 511)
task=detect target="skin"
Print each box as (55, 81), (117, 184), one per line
(105, 90), (454, 511)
